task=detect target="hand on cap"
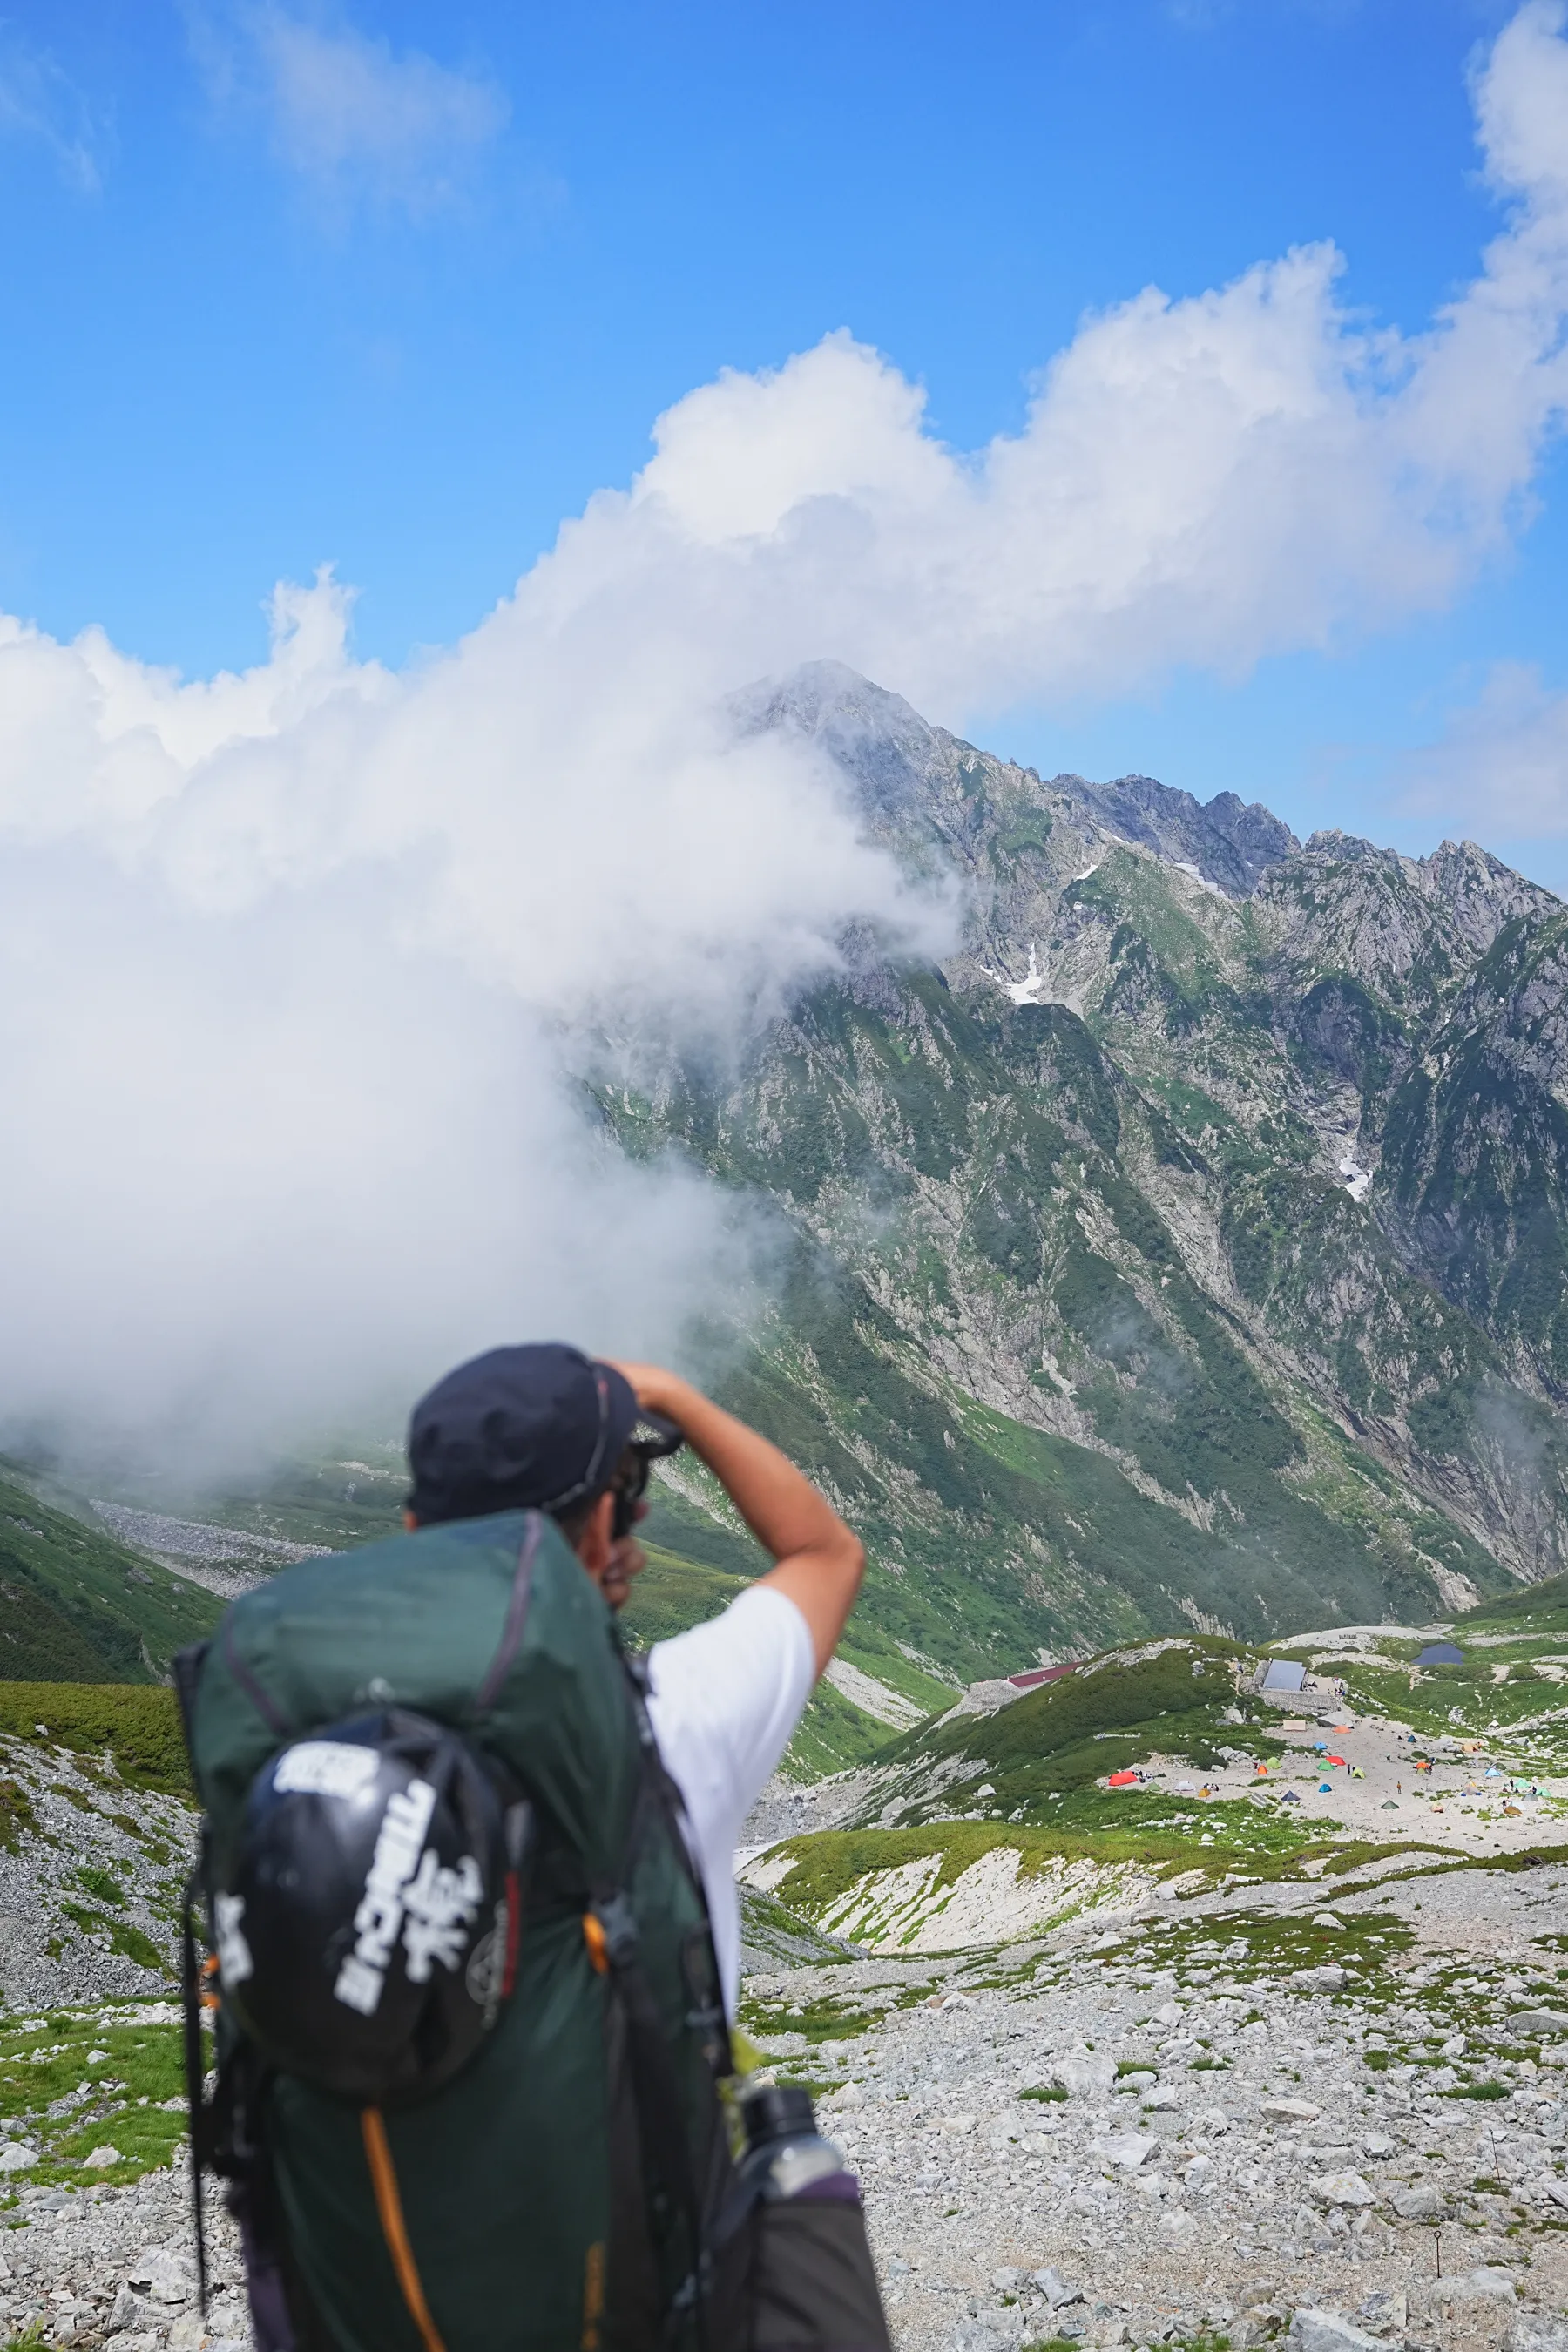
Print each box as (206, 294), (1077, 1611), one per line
(604, 1361), (690, 1420)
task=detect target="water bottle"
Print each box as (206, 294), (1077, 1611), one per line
(736, 2081), (844, 2201)
(727, 2082), (893, 2352)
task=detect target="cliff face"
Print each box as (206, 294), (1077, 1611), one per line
(604, 666), (1568, 1672)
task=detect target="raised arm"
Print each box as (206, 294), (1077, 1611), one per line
(609, 1364), (864, 1677)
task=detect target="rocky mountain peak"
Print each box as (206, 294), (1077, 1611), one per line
(739, 663), (1301, 897)
(1052, 769), (1299, 896)
(660, 663), (1568, 1636)
(730, 659), (947, 826)
(1415, 838), (1560, 956)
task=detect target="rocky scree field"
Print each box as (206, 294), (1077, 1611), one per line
(727, 1600), (1568, 2352)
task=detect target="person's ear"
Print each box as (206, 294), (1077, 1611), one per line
(573, 1490), (616, 1584)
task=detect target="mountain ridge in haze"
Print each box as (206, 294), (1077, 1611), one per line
(595, 664), (1568, 1701)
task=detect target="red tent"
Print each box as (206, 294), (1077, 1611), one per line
(1107, 1770), (1139, 1788)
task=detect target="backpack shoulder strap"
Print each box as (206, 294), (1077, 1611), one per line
(585, 1647), (737, 2348)
(618, 1648), (731, 2081)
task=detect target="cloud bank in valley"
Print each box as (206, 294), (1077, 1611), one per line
(2, 2), (1566, 1470)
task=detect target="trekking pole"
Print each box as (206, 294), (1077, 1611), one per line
(179, 1867), (212, 2319)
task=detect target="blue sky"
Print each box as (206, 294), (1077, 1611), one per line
(3, 0), (1567, 875)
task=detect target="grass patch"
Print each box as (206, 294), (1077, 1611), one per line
(756, 1820), (1184, 1918)
(1446, 2080), (1509, 2100)
(739, 1976), (933, 2047)
(786, 1680), (908, 1779)
(1019, 2084), (1068, 2103)
(0, 1685), (190, 1794)
(55, 1905), (169, 1977)
(0, 2010), (194, 2190)
(1139, 1903), (1416, 1991)
(1458, 1573), (1568, 1632)
(0, 1780), (36, 1852)
(106, 1922), (166, 1971)
(75, 1866), (125, 1909)
(618, 1544), (747, 1646)
(758, 1809), (1438, 1929)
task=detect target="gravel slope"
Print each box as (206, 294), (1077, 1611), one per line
(744, 1862), (1568, 2352)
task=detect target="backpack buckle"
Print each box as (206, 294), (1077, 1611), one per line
(586, 1894), (639, 1972)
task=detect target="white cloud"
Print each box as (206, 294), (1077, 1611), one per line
(615, 2), (1568, 716)
(0, 574), (946, 1471)
(0, 30), (101, 193)
(5, 3), (1568, 1467)
(208, 7), (509, 216)
(1402, 662), (1568, 836)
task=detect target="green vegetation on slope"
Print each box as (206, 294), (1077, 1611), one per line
(0, 1685), (191, 1794)
(604, 939), (1516, 1661)
(0, 1470), (219, 1682)
(755, 1807), (1318, 1923)
(618, 1543), (747, 1646)
(1459, 1572), (1568, 1634)
(0, 2008), (194, 2197)
(866, 1639), (1278, 1822)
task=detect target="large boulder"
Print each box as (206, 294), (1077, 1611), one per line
(1288, 2308), (1388, 2352)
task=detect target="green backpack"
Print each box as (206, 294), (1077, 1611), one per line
(178, 1508), (735, 2352)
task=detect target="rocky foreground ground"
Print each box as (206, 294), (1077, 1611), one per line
(739, 1848), (1568, 2352)
(0, 1848), (1564, 2351)
(6, 1611), (1568, 2352)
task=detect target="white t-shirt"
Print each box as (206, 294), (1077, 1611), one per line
(645, 1582), (815, 2017)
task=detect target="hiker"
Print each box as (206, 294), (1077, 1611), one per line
(178, 1343), (887, 2352)
(406, 1344), (862, 2016)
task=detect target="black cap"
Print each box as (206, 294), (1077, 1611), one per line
(406, 1342), (682, 1528)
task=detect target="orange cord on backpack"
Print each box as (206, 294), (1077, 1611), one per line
(362, 2107), (448, 2352)
(583, 1913), (609, 1975)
